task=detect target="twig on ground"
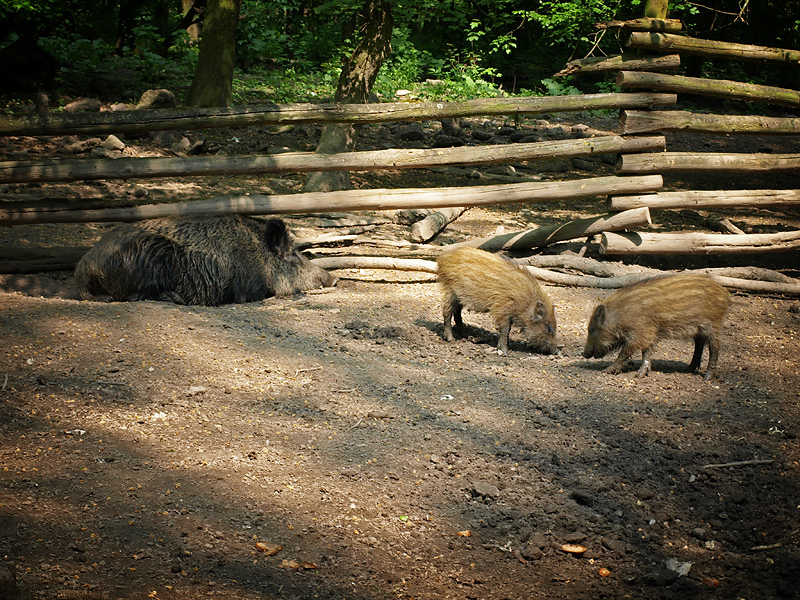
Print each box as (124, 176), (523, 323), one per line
(293, 366), (322, 379)
(703, 459), (775, 469)
(751, 543), (783, 551)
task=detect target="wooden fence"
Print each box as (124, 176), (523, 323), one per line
(0, 17), (799, 293)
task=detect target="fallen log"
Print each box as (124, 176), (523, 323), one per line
(555, 53), (680, 78)
(620, 110), (800, 135)
(444, 207), (652, 252)
(625, 32), (800, 64)
(309, 256), (800, 295)
(617, 71), (800, 108)
(596, 18), (683, 32)
(617, 152), (800, 174)
(0, 135), (666, 184)
(410, 207), (468, 242)
(0, 247), (90, 274)
(0, 93), (678, 137)
(609, 189), (800, 210)
(516, 255), (795, 284)
(601, 230), (800, 254)
(310, 256), (437, 274)
(0, 174), (664, 225)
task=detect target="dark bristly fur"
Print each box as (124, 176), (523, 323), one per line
(436, 248), (557, 354)
(583, 273), (730, 380)
(75, 215), (335, 306)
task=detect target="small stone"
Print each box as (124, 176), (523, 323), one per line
(471, 481), (500, 499)
(691, 527), (707, 540)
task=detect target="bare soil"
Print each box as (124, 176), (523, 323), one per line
(1, 111), (800, 600)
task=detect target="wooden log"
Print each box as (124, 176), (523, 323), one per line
(554, 53), (680, 78)
(310, 257), (800, 295)
(311, 256), (438, 274)
(601, 230), (800, 254)
(609, 189), (800, 210)
(0, 135), (666, 184)
(596, 18), (682, 32)
(626, 32), (800, 64)
(620, 110), (800, 135)
(617, 152), (800, 174)
(0, 174), (664, 225)
(617, 71), (800, 108)
(0, 247), (90, 273)
(0, 93), (678, 137)
(444, 207), (652, 252)
(410, 207), (468, 242)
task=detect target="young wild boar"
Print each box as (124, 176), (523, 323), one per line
(75, 215), (335, 306)
(583, 273), (730, 380)
(436, 247), (557, 355)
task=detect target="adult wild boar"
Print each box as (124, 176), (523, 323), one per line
(75, 215), (335, 306)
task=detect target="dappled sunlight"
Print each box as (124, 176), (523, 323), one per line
(2, 282), (799, 599)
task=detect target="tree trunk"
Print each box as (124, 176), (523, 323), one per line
(181, 0), (203, 42)
(186, 0), (242, 108)
(643, 0), (669, 19)
(305, 0), (393, 192)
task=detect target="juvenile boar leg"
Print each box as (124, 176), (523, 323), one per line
(704, 335), (722, 381)
(604, 345), (636, 375)
(496, 318), (512, 355)
(442, 293), (461, 341)
(636, 348), (653, 378)
(688, 335), (706, 373)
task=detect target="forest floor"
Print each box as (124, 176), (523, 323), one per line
(1, 106), (800, 600)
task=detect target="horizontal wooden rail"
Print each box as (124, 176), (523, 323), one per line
(620, 110), (800, 135)
(617, 152), (800, 173)
(555, 54), (680, 78)
(0, 174), (664, 225)
(617, 71), (800, 108)
(601, 230), (800, 254)
(625, 32), (800, 63)
(0, 93), (677, 137)
(609, 189), (800, 210)
(0, 135), (666, 184)
(596, 18), (683, 32)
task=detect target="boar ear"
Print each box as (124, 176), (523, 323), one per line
(592, 304), (606, 325)
(265, 219), (291, 257)
(531, 301), (547, 321)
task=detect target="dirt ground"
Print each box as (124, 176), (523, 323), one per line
(1, 110), (800, 600)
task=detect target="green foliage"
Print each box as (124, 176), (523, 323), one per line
(539, 77), (581, 96)
(231, 66), (338, 104)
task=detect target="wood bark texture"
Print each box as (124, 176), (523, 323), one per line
(617, 71), (800, 108)
(0, 175), (664, 225)
(0, 93), (678, 137)
(620, 110), (800, 135)
(601, 230), (800, 254)
(0, 135), (666, 184)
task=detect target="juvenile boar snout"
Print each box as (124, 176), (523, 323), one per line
(582, 274), (730, 379)
(75, 215), (335, 306)
(436, 248), (557, 355)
